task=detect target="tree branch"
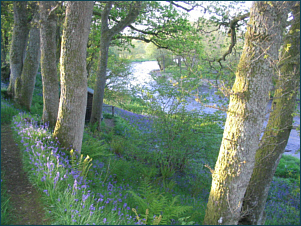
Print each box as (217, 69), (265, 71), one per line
(218, 12), (250, 62)
(169, 1), (198, 12)
(48, 1), (63, 17)
(101, 2), (112, 33)
(127, 24), (158, 36)
(113, 35), (169, 49)
(109, 2), (142, 37)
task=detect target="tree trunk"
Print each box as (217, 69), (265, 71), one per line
(40, 1), (59, 128)
(90, 2), (142, 129)
(90, 35), (110, 127)
(203, 2), (291, 225)
(17, 12), (40, 111)
(7, 1), (29, 97)
(239, 3), (300, 225)
(1, 32), (9, 68)
(53, 1), (94, 155)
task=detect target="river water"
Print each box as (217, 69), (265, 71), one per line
(128, 61), (300, 157)
(128, 61), (225, 114)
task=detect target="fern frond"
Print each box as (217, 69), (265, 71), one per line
(129, 177), (192, 225)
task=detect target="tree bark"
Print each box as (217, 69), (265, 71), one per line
(90, 33), (110, 126)
(239, 2), (300, 225)
(53, 1), (94, 154)
(7, 1), (30, 97)
(203, 2), (291, 225)
(39, 1), (59, 128)
(17, 11), (40, 111)
(90, 2), (142, 129)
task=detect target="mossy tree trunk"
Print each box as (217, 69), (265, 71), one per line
(53, 1), (94, 154)
(90, 2), (142, 129)
(17, 11), (40, 111)
(239, 3), (300, 225)
(39, 1), (59, 128)
(7, 1), (29, 97)
(203, 2), (291, 225)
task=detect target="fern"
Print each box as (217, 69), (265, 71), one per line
(128, 178), (192, 225)
(70, 149), (93, 178)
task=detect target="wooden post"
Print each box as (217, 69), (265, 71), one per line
(112, 106), (114, 117)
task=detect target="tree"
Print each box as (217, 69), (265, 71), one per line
(7, 1), (30, 97)
(90, 1), (142, 128)
(16, 8), (40, 111)
(203, 2), (292, 225)
(53, 1), (94, 154)
(1, 1), (14, 81)
(6, 1), (42, 111)
(39, 1), (60, 128)
(239, 2), (300, 224)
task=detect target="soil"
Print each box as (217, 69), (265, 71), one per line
(1, 124), (51, 225)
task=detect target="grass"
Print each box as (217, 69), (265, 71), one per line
(1, 171), (12, 225)
(1, 89), (23, 124)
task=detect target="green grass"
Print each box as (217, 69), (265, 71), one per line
(274, 154), (300, 181)
(1, 171), (12, 225)
(1, 90), (22, 125)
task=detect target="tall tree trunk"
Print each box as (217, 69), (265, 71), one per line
(90, 2), (142, 129)
(90, 35), (110, 126)
(7, 1), (29, 97)
(239, 3), (300, 225)
(53, 1), (94, 154)
(40, 1), (59, 128)
(203, 2), (291, 225)
(17, 12), (40, 111)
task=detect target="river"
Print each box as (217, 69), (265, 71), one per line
(128, 61), (300, 157)
(128, 61), (226, 114)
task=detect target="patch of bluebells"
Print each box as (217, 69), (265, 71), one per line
(265, 178), (300, 225)
(11, 113), (137, 225)
(103, 105), (154, 135)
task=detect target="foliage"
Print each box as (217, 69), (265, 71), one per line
(111, 40), (157, 62)
(274, 155), (300, 181)
(1, 171), (12, 225)
(1, 1), (14, 67)
(81, 131), (111, 158)
(11, 113), (137, 225)
(104, 89), (150, 115)
(30, 72), (44, 116)
(128, 178), (192, 225)
(1, 96), (21, 124)
(113, 116), (133, 137)
(70, 149), (93, 179)
(4, 88), (300, 225)
(110, 135), (126, 157)
(3, 1), (300, 224)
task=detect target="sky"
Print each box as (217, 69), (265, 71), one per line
(187, 1), (253, 22)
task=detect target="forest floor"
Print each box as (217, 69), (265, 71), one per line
(1, 124), (51, 225)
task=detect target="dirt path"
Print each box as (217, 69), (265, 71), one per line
(1, 125), (51, 225)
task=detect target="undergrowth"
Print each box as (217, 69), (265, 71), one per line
(1, 88), (300, 225)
